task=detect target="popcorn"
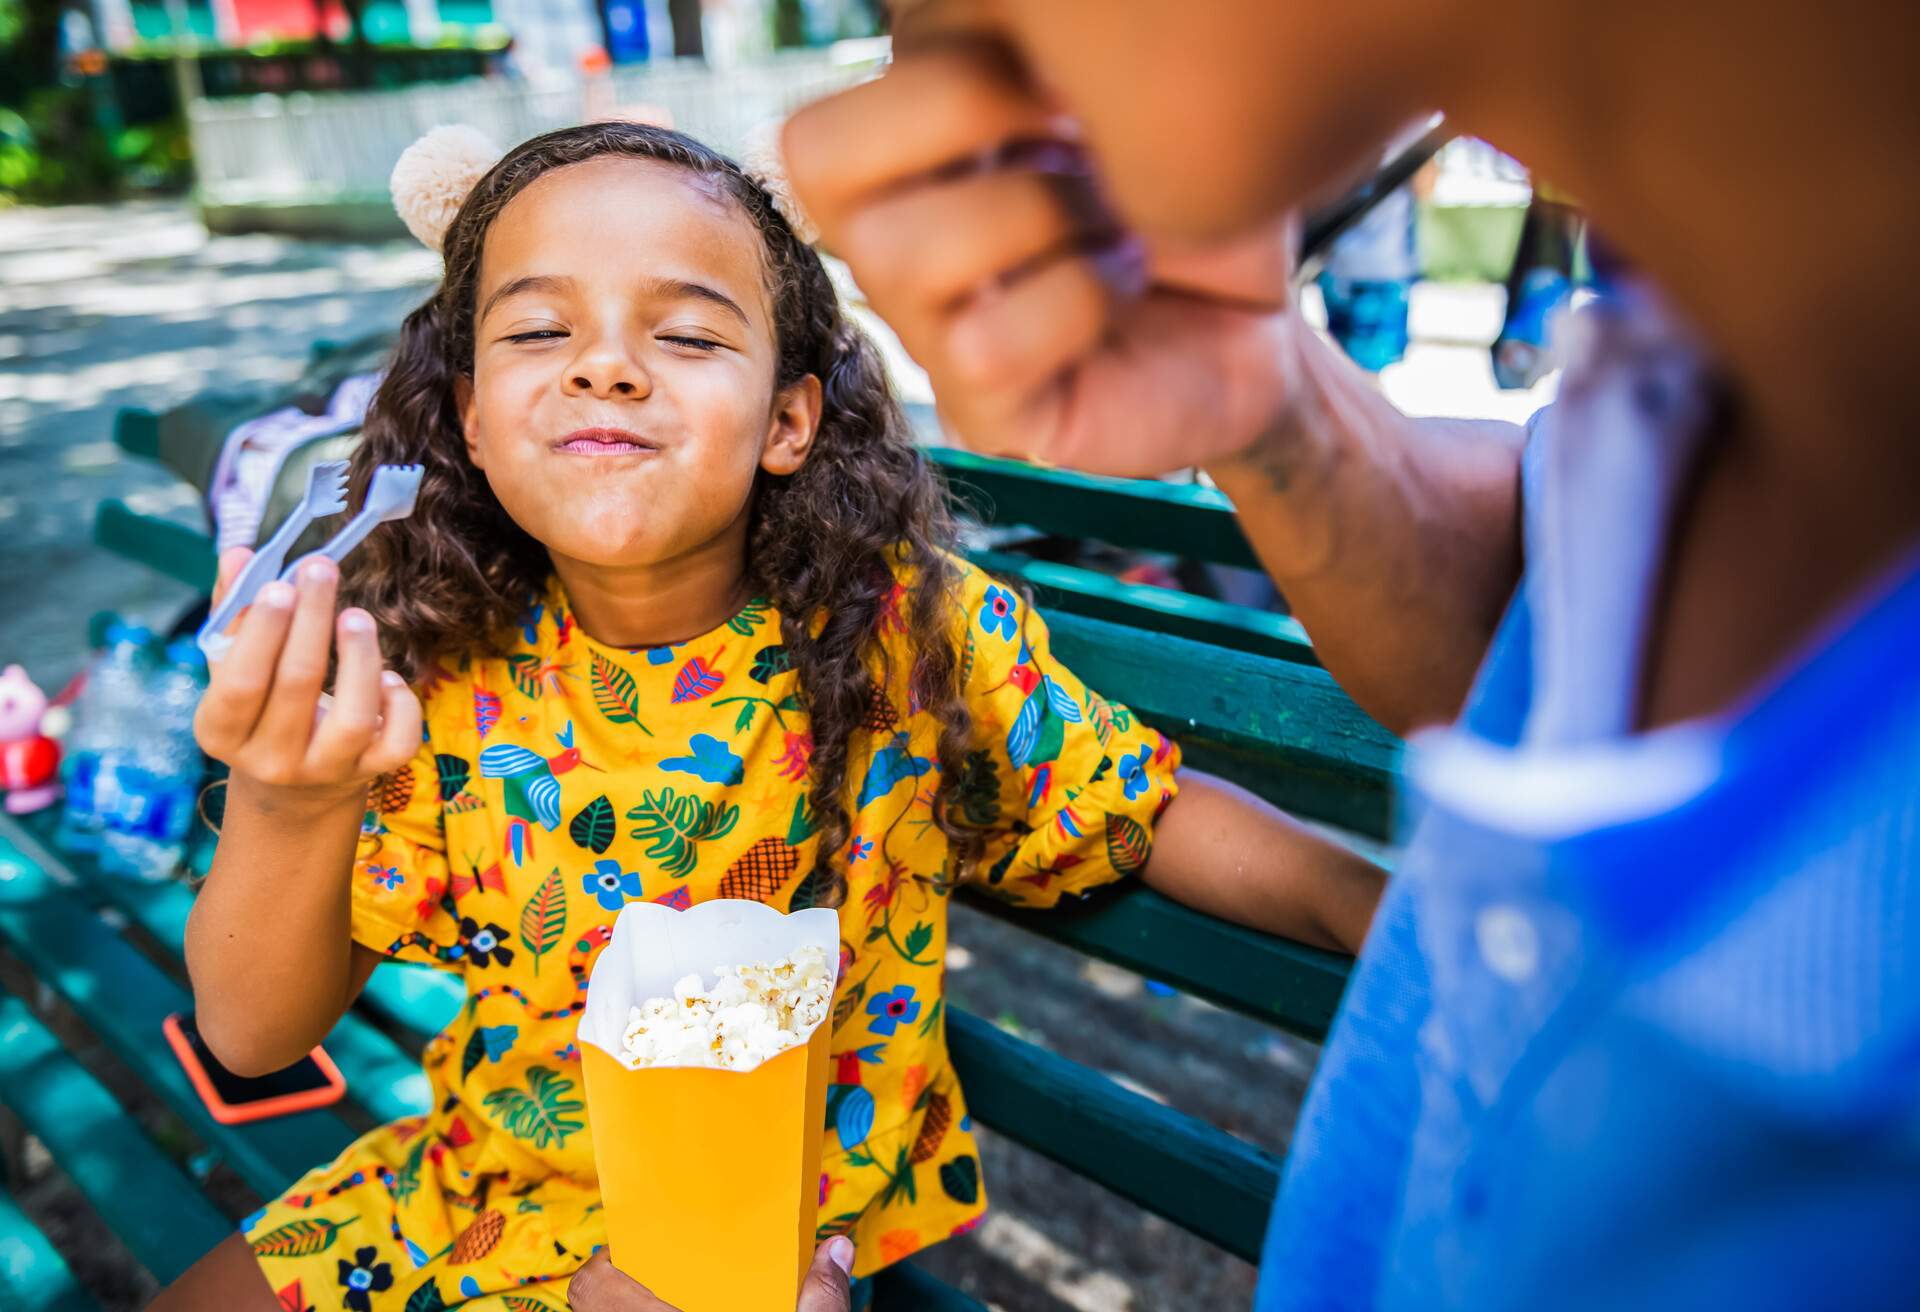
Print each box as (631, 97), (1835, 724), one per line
(618, 944), (833, 1071)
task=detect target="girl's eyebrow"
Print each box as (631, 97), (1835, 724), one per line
(480, 273), (750, 330)
(482, 273), (574, 321)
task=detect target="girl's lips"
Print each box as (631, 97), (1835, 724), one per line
(555, 427), (658, 455)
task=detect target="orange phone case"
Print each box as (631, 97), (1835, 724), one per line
(162, 1012), (347, 1125)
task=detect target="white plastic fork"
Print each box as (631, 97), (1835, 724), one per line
(281, 463), (424, 581)
(198, 460), (350, 660)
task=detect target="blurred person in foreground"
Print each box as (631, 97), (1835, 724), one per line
(780, 2), (1920, 1309)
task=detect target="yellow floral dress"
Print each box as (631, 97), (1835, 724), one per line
(241, 560), (1179, 1309)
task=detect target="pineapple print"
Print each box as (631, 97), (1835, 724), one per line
(910, 1088), (953, 1165)
(371, 765), (416, 815)
(718, 836), (799, 902)
(450, 1208), (505, 1264)
(862, 680), (899, 735)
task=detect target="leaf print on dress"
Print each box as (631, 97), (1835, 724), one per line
(461, 1024), (519, 1082)
(856, 732), (932, 809)
(726, 596), (772, 635)
(250, 1216), (356, 1258)
(481, 1066), (585, 1151)
(671, 654), (726, 703)
(433, 753), (472, 802)
(404, 1277), (449, 1312)
(1105, 813), (1153, 875)
(568, 795), (615, 854)
(626, 787), (739, 879)
(589, 650), (654, 735)
(660, 733), (745, 785)
(749, 644), (793, 683)
(940, 1155), (981, 1205)
(518, 869), (566, 975)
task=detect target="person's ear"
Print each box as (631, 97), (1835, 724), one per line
(455, 373), (484, 469)
(762, 373), (823, 476)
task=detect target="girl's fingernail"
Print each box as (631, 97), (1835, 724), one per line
(260, 582), (295, 608)
(381, 671), (404, 689)
(826, 1236), (855, 1274)
(299, 557), (337, 584)
(340, 609), (373, 634)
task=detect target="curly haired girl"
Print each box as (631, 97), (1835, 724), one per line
(159, 122), (1383, 1311)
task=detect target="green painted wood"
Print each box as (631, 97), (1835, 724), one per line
(1047, 612), (1399, 839)
(959, 882), (1349, 1041)
(93, 500), (217, 594)
(0, 1188), (97, 1312)
(0, 992), (232, 1282)
(946, 1008), (1277, 1262)
(968, 547), (1316, 666)
(11, 813), (433, 1127)
(0, 815), (356, 1197)
(931, 446), (1264, 572)
(871, 1260), (988, 1312)
(112, 407), (161, 460)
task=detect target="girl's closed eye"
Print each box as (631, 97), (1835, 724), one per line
(505, 328), (568, 344)
(659, 332), (727, 353)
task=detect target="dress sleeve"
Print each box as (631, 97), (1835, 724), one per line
(350, 711), (462, 970)
(954, 568), (1180, 908)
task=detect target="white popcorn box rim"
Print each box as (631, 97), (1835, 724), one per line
(578, 899), (841, 1072)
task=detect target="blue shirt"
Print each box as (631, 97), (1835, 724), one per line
(1256, 284), (1920, 1310)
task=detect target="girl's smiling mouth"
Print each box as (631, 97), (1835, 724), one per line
(554, 427), (659, 455)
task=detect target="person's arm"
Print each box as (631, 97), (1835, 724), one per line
(185, 549), (420, 1075)
(1206, 318), (1526, 732)
(1142, 770), (1384, 954)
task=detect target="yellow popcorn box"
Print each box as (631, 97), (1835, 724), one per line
(578, 899), (841, 1311)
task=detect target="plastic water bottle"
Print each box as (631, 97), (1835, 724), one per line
(98, 639), (207, 882)
(55, 623), (154, 855)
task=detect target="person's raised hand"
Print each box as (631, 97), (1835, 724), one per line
(192, 547), (420, 813)
(783, 43), (1305, 478)
(565, 1238), (857, 1311)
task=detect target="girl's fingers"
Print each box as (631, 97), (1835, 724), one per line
(357, 674), (422, 779)
(305, 608), (382, 774)
(212, 547), (253, 611)
(942, 250), (1114, 397)
(192, 579), (295, 758)
(250, 557), (339, 760)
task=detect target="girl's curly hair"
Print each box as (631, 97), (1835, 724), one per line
(343, 121), (972, 909)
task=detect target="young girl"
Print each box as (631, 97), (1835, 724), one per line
(160, 121), (1383, 1311)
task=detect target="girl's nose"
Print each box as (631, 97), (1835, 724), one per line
(564, 339), (652, 399)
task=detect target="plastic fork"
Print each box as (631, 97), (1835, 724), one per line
(198, 460), (350, 660)
(280, 462), (424, 581)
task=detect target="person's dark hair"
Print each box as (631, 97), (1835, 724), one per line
(344, 121), (972, 907)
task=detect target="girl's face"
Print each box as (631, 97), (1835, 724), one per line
(459, 157), (820, 572)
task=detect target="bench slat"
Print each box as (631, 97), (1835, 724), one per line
(967, 547), (1316, 665)
(0, 1187), (97, 1312)
(930, 446), (1264, 572)
(946, 1008), (1276, 1263)
(959, 882), (1348, 1041)
(871, 1258), (989, 1312)
(93, 499), (217, 593)
(0, 991), (233, 1283)
(0, 816), (355, 1197)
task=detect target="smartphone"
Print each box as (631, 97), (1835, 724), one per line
(162, 1012), (347, 1125)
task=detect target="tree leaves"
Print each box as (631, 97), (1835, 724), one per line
(518, 869), (567, 975)
(434, 753), (472, 802)
(590, 651), (651, 734)
(481, 1066), (585, 1151)
(626, 788), (739, 879)
(749, 644), (793, 684)
(569, 795), (615, 854)
(249, 1215), (355, 1258)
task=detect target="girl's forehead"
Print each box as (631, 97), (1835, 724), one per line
(480, 157), (772, 322)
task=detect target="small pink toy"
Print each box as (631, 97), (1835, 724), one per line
(0, 664), (60, 815)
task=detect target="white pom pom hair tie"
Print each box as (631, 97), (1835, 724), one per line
(390, 124), (503, 253)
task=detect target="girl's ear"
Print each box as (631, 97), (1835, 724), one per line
(762, 373), (823, 477)
(454, 373), (484, 469)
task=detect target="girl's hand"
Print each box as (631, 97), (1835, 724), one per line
(783, 43), (1305, 479)
(565, 1240), (856, 1312)
(193, 547), (420, 810)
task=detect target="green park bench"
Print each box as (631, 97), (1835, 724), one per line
(0, 352), (1400, 1309)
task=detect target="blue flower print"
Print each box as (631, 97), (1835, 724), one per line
(848, 836), (874, 863)
(866, 984), (922, 1036)
(978, 586), (1018, 641)
(519, 602), (544, 645)
(336, 1246), (393, 1311)
(369, 865), (403, 892)
(661, 733), (746, 785)
(1117, 745), (1154, 802)
(582, 858), (642, 910)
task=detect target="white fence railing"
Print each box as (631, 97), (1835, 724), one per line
(190, 45), (883, 207)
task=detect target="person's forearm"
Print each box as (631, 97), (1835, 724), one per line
(1141, 771), (1384, 954)
(1207, 318), (1525, 735)
(184, 778), (365, 1074)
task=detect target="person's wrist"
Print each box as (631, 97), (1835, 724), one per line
(1206, 307), (1325, 489)
(225, 770), (371, 827)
